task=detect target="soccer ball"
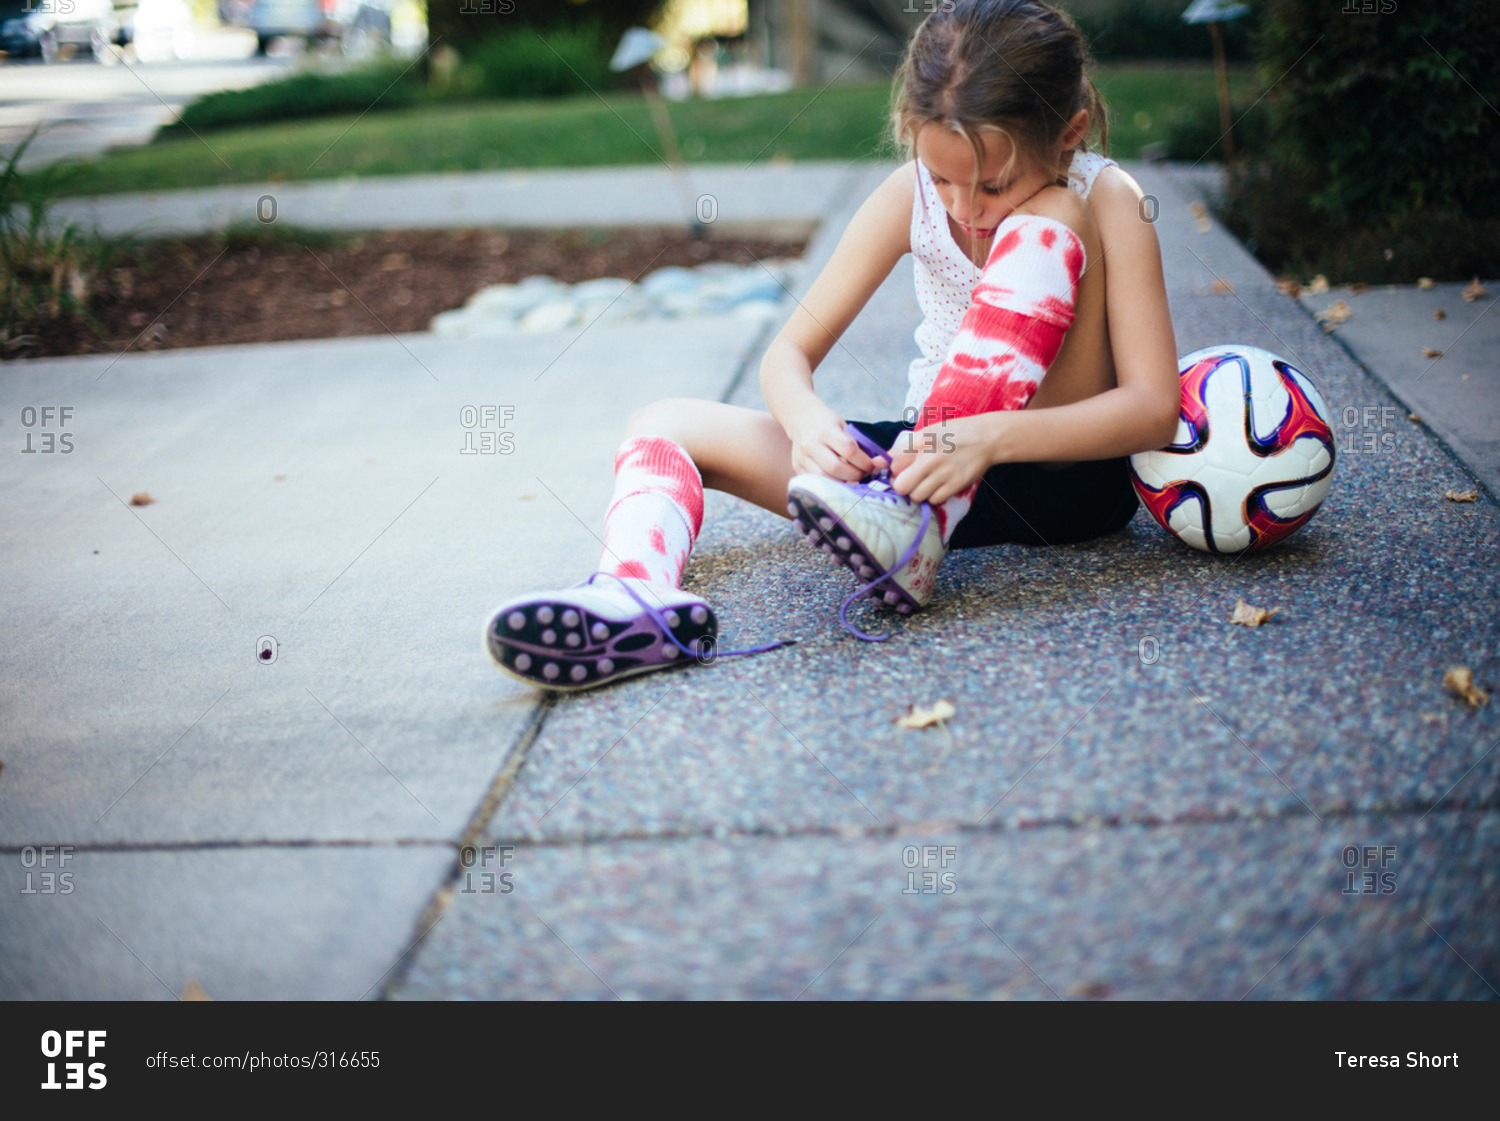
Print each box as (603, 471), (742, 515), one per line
(1129, 345), (1336, 554)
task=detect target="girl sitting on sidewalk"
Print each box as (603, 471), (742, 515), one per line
(485, 0), (1180, 688)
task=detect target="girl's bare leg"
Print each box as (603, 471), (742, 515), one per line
(624, 398), (797, 518)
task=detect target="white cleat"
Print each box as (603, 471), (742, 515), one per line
(786, 473), (947, 613)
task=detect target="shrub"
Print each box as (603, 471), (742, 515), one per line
(1220, 159), (1500, 285)
(461, 25), (615, 100)
(1253, 0), (1499, 226)
(0, 134), (116, 356)
(166, 62), (420, 134)
(1214, 0), (1500, 283)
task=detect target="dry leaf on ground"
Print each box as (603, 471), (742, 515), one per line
(1443, 667), (1489, 709)
(1210, 278), (1236, 294)
(1434, 308), (1446, 319)
(1306, 275), (1330, 295)
(1189, 201), (1206, 218)
(1275, 276), (1302, 298)
(1422, 346), (1444, 358)
(1409, 413), (1422, 423)
(1316, 300), (1353, 330)
(896, 699), (955, 729)
(1417, 277), (1436, 290)
(1347, 282), (1371, 294)
(181, 978), (212, 1000)
(1229, 599), (1280, 627)
(129, 492), (154, 506)
(1462, 277), (1489, 302)
(1445, 488), (1478, 502)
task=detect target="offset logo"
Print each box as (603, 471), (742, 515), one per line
(40, 1030), (106, 1090)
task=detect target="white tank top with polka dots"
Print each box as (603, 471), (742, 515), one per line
(905, 148), (1116, 414)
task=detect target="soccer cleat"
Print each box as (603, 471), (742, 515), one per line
(787, 446), (947, 641)
(485, 573), (790, 692)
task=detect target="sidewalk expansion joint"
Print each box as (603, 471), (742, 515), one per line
(483, 797), (1500, 852)
(0, 838), (455, 854)
(373, 693), (558, 999)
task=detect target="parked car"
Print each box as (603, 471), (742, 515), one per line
(240, 0), (390, 56)
(0, 0), (124, 61)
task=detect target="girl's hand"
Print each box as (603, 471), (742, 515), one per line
(787, 403), (883, 481)
(887, 414), (1001, 504)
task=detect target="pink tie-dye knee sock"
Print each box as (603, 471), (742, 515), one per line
(912, 215), (1084, 543)
(599, 435), (704, 587)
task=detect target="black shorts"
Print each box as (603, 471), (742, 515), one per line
(849, 418), (1140, 550)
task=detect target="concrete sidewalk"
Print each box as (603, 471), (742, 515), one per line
(52, 162), (862, 239)
(1298, 281), (1499, 501)
(2, 161), (1496, 1000)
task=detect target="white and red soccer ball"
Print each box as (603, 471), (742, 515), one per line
(1130, 344), (1335, 554)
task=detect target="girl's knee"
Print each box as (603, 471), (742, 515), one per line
(624, 398), (705, 440)
(624, 396), (687, 435)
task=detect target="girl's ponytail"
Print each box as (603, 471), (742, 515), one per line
(1082, 73), (1109, 156)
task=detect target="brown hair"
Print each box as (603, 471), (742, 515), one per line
(891, 0), (1107, 194)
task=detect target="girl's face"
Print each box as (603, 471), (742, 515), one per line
(915, 123), (1056, 241)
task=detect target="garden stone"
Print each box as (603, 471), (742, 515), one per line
(519, 300), (580, 333)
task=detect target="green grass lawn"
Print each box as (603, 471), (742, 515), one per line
(44, 63), (1261, 198)
(1093, 62), (1262, 160)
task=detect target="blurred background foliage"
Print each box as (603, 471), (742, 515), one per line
(32, 1), (1500, 282)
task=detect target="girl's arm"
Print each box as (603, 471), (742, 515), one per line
(760, 163), (913, 482)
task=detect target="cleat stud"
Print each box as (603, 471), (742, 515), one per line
(542, 662), (560, 680)
(561, 609), (579, 628)
(787, 502), (799, 518)
(591, 621), (610, 641)
(664, 610), (681, 629)
(536, 606), (554, 625)
(883, 590), (900, 605)
(564, 632), (581, 648)
(663, 644), (679, 660)
(506, 611), (526, 632)
(849, 554), (865, 566)
(690, 605), (709, 625)
(598, 658), (614, 675)
(541, 628), (557, 645)
(514, 653), (532, 671)
(818, 517), (834, 531)
(897, 602), (913, 615)
(805, 531), (821, 545)
(570, 664), (588, 682)
(820, 543), (834, 554)
(836, 536), (851, 549)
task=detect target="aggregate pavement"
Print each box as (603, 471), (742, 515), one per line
(3, 159), (1495, 1000)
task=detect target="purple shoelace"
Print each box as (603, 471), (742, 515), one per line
(584, 572), (792, 661)
(835, 424), (933, 643)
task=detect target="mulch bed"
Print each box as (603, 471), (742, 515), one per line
(23, 227), (807, 359)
